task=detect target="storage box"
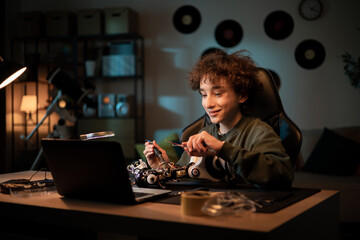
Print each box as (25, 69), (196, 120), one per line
(109, 42), (134, 55)
(46, 11), (76, 36)
(104, 7), (138, 34)
(77, 9), (103, 35)
(102, 55), (135, 76)
(17, 11), (45, 37)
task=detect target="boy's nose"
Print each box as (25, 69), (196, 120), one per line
(204, 96), (215, 108)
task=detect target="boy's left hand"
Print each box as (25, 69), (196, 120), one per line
(182, 131), (224, 157)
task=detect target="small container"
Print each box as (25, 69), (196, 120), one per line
(181, 191), (216, 216)
(104, 7), (138, 34)
(46, 11), (76, 36)
(17, 11), (45, 37)
(77, 9), (103, 35)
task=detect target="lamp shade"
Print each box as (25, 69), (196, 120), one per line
(0, 56), (27, 89)
(20, 95), (37, 113)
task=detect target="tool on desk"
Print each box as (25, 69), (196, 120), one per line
(80, 131), (115, 141)
(166, 139), (216, 154)
(0, 168), (55, 196)
(165, 139), (185, 148)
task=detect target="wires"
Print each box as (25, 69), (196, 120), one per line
(29, 168), (50, 182)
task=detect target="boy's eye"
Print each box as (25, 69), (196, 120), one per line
(214, 92), (222, 96)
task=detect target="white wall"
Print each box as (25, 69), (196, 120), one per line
(20, 0), (360, 139)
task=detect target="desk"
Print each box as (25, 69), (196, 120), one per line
(0, 171), (339, 240)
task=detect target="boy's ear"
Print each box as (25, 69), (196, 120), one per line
(239, 95), (248, 103)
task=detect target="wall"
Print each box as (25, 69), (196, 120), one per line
(2, 0), (22, 172)
(19, 0), (360, 139)
(1, 0), (6, 172)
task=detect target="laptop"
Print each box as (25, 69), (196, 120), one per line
(41, 138), (172, 204)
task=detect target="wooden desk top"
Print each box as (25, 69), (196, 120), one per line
(0, 171), (339, 239)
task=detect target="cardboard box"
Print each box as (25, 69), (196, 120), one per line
(46, 11), (76, 36)
(104, 7), (138, 34)
(17, 11), (45, 37)
(77, 9), (103, 35)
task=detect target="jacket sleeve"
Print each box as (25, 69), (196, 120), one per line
(218, 124), (294, 189)
(176, 151), (190, 167)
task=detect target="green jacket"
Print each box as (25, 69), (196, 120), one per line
(177, 115), (294, 189)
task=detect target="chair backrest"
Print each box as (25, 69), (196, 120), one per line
(245, 68), (302, 167)
(181, 113), (211, 143)
(181, 68), (302, 168)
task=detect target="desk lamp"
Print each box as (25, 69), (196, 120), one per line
(26, 68), (89, 170)
(0, 56), (27, 89)
(20, 95), (37, 123)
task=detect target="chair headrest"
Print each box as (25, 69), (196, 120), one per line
(245, 68), (284, 122)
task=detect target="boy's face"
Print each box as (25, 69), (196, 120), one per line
(199, 76), (247, 130)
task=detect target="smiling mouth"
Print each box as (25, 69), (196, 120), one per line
(208, 110), (220, 117)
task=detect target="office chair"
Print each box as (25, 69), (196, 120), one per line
(180, 68), (302, 168)
(245, 68), (302, 167)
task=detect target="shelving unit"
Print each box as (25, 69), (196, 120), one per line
(9, 33), (144, 169)
(77, 34), (145, 160)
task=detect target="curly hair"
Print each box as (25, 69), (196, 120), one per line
(188, 50), (260, 112)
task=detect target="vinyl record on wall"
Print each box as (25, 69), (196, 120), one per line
(173, 5), (201, 34)
(295, 39), (326, 69)
(215, 20), (243, 48)
(264, 10), (294, 40)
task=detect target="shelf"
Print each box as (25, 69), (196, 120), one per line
(12, 33), (143, 42)
(78, 33), (144, 41)
(80, 75), (144, 81)
(79, 116), (144, 120)
(10, 33), (145, 170)
(12, 35), (77, 41)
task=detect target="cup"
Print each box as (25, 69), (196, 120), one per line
(85, 60), (96, 77)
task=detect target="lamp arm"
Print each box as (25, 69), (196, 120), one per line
(24, 90), (62, 141)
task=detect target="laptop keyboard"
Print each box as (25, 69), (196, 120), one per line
(134, 192), (152, 198)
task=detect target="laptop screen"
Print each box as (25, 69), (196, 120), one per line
(41, 139), (138, 204)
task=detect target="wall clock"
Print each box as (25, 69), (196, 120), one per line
(298, 0), (323, 20)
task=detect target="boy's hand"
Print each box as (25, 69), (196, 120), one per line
(182, 131), (224, 157)
(143, 140), (169, 169)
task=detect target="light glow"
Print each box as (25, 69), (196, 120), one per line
(20, 95), (37, 113)
(0, 67), (27, 89)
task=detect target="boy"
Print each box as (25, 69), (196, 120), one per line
(144, 51), (293, 189)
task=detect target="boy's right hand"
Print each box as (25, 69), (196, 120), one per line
(183, 131), (224, 157)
